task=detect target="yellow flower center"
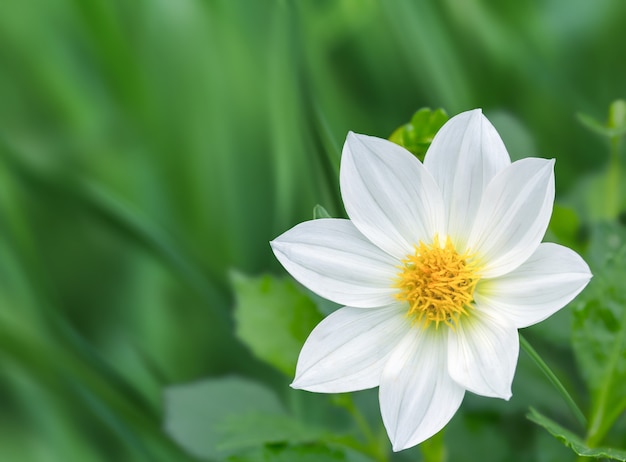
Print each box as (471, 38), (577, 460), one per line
(395, 235), (481, 330)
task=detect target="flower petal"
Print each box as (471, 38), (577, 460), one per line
(466, 158), (555, 278)
(447, 311), (518, 399)
(475, 243), (592, 328)
(291, 305), (410, 392)
(423, 109), (511, 249)
(379, 329), (465, 451)
(340, 132), (445, 260)
(271, 218), (399, 308)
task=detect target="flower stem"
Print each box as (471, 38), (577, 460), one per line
(605, 98), (625, 218)
(333, 393), (389, 462)
(519, 333), (587, 429)
(606, 135), (621, 218)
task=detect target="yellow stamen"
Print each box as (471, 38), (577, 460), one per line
(395, 235), (481, 330)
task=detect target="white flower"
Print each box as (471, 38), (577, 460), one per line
(270, 109), (591, 451)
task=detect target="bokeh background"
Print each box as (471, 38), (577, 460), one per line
(1, 0), (625, 460)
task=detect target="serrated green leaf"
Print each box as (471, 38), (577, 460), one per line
(231, 273), (323, 376)
(389, 107), (448, 160)
(163, 376), (285, 460)
(527, 408), (626, 460)
(572, 222), (626, 445)
(410, 108), (449, 140)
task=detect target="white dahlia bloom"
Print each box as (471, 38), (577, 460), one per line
(270, 109), (591, 451)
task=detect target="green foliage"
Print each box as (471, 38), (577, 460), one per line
(164, 376), (316, 460)
(163, 377), (354, 461)
(1, 0), (626, 460)
(164, 376), (281, 459)
(229, 443), (348, 462)
(577, 113), (626, 139)
(570, 170), (626, 221)
(577, 100), (626, 140)
(572, 222), (626, 447)
(232, 273), (323, 377)
(216, 414), (327, 454)
(528, 408), (626, 460)
(388, 108), (449, 160)
(575, 99), (626, 219)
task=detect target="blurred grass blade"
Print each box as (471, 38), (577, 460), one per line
(1, 144), (230, 325)
(78, 178), (230, 318)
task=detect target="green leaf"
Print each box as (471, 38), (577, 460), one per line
(231, 273), (323, 376)
(572, 222), (626, 445)
(389, 108), (449, 160)
(163, 376), (285, 460)
(313, 204), (332, 219)
(527, 408), (626, 460)
(228, 443), (348, 462)
(216, 414), (326, 453)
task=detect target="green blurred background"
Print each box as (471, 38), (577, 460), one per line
(1, 0), (625, 460)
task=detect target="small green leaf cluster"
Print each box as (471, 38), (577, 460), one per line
(388, 108), (449, 160)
